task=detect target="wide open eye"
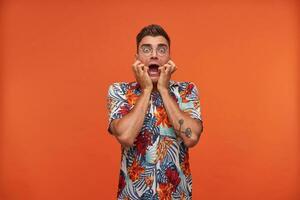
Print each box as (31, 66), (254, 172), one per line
(157, 46), (167, 54)
(142, 47), (152, 54)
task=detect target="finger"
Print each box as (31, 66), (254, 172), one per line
(136, 63), (144, 75)
(132, 60), (141, 67)
(172, 65), (177, 73)
(143, 66), (149, 75)
(169, 65), (175, 74)
(165, 64), (173, 74)
(171, 66), (177, 74)
(137, 63), (145, 71)
(132, 63), (138, 75)
(165, 66), (172, 74)
(168, 60), (177, 72)
(162, 63), (171, 71)
(168, 60), (176, 67)
(132, 60), (141, 72)
(158, 66), (166, 74)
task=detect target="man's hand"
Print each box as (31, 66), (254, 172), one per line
(157, 60), (177, 92)
(132, 59), (153, 92)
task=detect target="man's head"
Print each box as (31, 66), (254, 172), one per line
(135, 24), (171, 83)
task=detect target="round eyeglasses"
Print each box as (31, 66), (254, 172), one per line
(139, 45), (169, 57)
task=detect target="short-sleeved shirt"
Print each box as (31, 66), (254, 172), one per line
(107, 80), (202, 200)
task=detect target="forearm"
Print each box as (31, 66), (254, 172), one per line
(159, 89), (203, 147)
(112, 89), (151, 146)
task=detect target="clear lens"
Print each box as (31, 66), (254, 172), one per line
(140, 46), (168, 57)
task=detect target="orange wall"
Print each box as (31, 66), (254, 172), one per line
(1, 0), (299, 199)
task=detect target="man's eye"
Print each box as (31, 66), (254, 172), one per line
(143, 48), (151, 53)
(158, 47), (167, 53)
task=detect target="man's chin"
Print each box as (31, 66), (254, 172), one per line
(150, 76), (159, 83)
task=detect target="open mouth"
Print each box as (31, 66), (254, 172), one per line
(148, 64), (160, 76)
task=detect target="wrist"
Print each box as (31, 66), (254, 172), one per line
(142, 88), (152, 95)
(158, 87), (169, 95)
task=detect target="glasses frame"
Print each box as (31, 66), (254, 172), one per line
(139, 45), (169, 57)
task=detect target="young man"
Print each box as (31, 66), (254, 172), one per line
(107, 24), (203, 200)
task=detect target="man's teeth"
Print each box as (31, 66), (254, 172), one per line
(148, 69), (159, 75)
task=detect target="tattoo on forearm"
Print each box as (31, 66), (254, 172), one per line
(177, 119), (192, 138)
(184, 128), (192, 138)
(178, 119), (184, 133)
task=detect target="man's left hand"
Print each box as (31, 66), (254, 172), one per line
(157, 60), (177, 92)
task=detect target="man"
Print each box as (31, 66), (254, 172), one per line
(107, 24), (203, 200)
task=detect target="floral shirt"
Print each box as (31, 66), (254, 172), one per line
(107, 80), (202, 200)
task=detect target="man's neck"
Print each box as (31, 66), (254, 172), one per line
(152, 83), (158, 92)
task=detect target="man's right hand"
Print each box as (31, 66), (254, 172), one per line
(132, 60), (153, 92)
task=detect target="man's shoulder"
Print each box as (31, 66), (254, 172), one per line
(170, 80), (197, 88)
(108, 81), (139, 94)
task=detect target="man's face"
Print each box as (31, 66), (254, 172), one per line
(135, 36), (170, 83)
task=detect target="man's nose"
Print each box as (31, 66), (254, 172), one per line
(150, 50), (158, 58)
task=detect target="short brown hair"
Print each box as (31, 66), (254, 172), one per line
(136, 24), (171, 53)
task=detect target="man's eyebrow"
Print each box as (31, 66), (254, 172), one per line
(140, 44), (151, 48)
(140, 43), (168, 48)
(157, 43), (168, 47)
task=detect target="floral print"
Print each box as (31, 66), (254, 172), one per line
(155, 137), (174, 163)
(128, 158), (145, 182)
(155, 106), (172, 128)
(107, 80), (202, 200)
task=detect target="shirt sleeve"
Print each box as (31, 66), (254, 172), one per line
(106, 83), (131, 134)
(179, 82), (203, 121)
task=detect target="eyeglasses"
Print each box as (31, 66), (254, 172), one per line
(139, 45), (169, 57)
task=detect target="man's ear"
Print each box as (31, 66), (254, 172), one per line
(135, 53), (138, 60)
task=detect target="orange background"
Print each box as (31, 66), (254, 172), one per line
(1, 0), (299, 199)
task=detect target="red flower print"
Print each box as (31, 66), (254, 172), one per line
(165, 168), (181, 191)
(125, 90), (139, 106)
(154, 106), (172, 128)
(127, 158), (145, 182)
(135, 130), (152, 156)
(119, 105), (130, 116)
(180, 153), (191, 176)
(117, 173), (126, 196)
(186, 83), (194, 95)
(158, 182), (173, 200)
(128, 82), (140, 90)
(180, 83), (194, 103)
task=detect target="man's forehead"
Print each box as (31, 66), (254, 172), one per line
(139, 36), (169, 47)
